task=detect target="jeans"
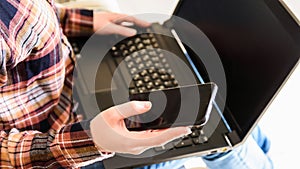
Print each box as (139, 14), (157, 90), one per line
(82, 126), (273, 169)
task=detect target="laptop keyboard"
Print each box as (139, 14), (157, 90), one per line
(110, 30), (179, 95)
(109, 29), (209, 149)
(70, 28), (209, 150)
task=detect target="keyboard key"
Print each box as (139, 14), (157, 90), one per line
(142, 55), (150, 61)
(129, 88), (138, 95)
(124, 56), (131, 62)
(143, 39), (151, 45)
(145, 45), (153, 49)
(130, 68), (137, 74)
(148, 50), (157, 56)
(153, 43), (159, 48)
(151, 73), (159, 80)
(129, 46), (136, 52)
(159, 85), (165, 90)
(134, 38), (141, 44)
(122, 50), (129, 56)
(151, 56), (159, 62)
(190, 130), (200, 138)
(146, 82), (154, 89)
(140, 70), (148, 76)
(145, 61), (153, 67)
(161, 75), (169, 81)
(151, 38), (157, 43)
(109, 31), (179, 97)
(148, 67), (155, 74)
(154, 79), (162, 86)
(139, 49), (147, 55)
(148, 33), (154, 38)
(140, 34), (149, 39)
(112, 51), (120, 57)
(120, 44), (126, 50)
(131, 52), (138, 58)
(127, 40), (133, 46)
(193, 136), (208, 144)
(132, 74), (140, 81)
(136, 80), (143, 87)
(137, 43), (144, 49)
(154, 142), (174, 152)
(138, 63), (145, 70)
(173, 80), (179, 86)
(127, 61), (134, 68)
(175, 139), (193, 148)
(158, 68), (166, 75)
(164, 81), (173, 88)
(143, 76), (151, 83)
(138, 87), (147, 93)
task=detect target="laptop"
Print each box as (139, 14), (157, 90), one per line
(70, 0), (300, 168)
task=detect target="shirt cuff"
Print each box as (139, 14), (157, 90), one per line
(54, 120), (114, 167)
(61, 8), (94, 37)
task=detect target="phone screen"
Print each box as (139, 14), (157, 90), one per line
(125, 83), (217, 131)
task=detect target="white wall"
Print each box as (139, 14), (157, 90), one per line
(259, 64), (300, 169)
(116, 0), (179, 23)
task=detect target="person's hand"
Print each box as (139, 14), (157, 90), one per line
(93, 12), (151, 37)
(90, 101), (192, 155)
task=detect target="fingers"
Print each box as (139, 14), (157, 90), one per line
(135, 127), (192, 147)
(125, 127), (192, 155)
(93, 12), (151, 36)
(113, 101), (152, 119)
(113, 15), (151, 28)
(102, 23), (138, 37)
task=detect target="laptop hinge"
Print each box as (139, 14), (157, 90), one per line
(163, 17), (175, 29)
(224, 130), (241, 147)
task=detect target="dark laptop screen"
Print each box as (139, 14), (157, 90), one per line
(174, 0), (300, 137)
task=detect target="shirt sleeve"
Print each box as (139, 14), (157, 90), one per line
(55, 4), (94, 37)
(0, 1), (114, 168)
(0, 120), (114, 168)
(0, 38), (8, 86)
(0, 45), (110, 167)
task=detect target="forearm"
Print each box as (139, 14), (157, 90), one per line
(0, 121), (113, 168)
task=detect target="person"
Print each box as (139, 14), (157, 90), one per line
(0, 0), (273, 168)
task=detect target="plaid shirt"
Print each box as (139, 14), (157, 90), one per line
(0, 0), (113, 168)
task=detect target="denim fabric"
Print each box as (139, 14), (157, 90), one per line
(81, 160), (105, 169)
(202, 126), (273, 169)
(83, 126), (273, 169)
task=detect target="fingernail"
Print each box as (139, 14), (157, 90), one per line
(127, 29), (137, 36)
(136, 101), (152, 110)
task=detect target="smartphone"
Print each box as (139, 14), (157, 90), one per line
(125, 83), (218, 131)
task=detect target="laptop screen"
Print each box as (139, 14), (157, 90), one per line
(174, 0), (300, 137)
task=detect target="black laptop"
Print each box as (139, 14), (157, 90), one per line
(70, 0), (300, 168)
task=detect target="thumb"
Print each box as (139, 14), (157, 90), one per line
(114, 101), (152, 119)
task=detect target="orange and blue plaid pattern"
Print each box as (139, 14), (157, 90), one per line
(0, 0), (113, 168)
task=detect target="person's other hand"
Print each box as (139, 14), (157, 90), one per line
(90, 101), (192, 155)
(93, 12), (151, 37)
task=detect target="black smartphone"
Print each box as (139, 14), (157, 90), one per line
(125, 83), (218, 131)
